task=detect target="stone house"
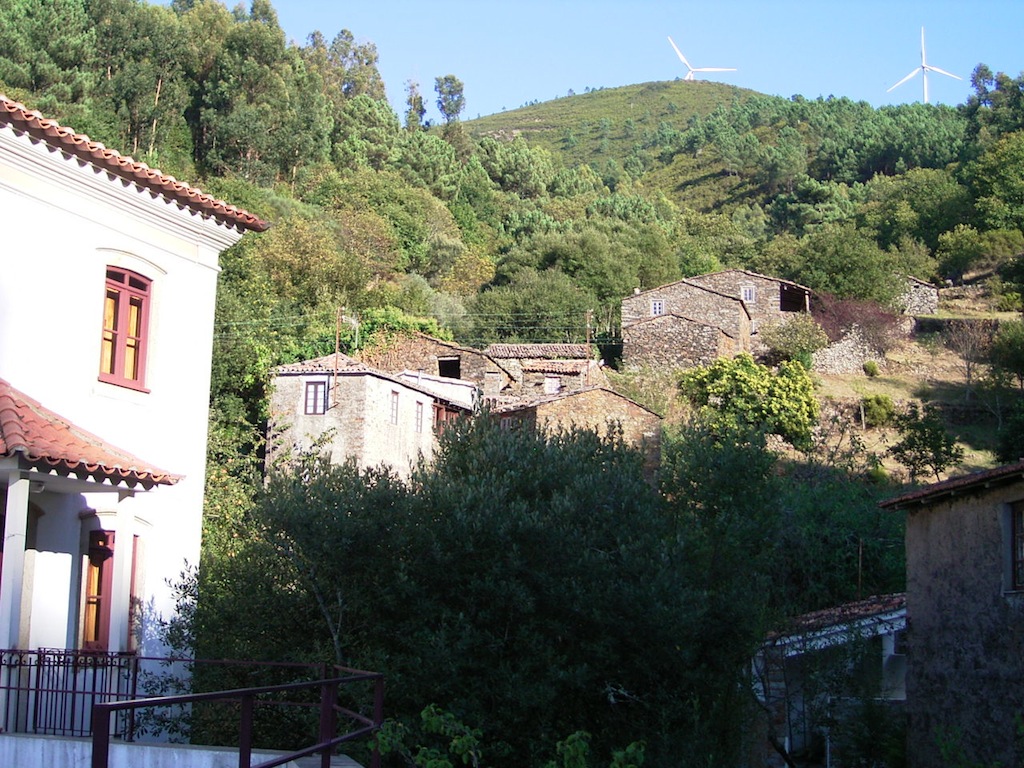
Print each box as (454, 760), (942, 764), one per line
(622, 313), (745, 369)
(753, 593), (906, 767)
(483, 343), (608, 398)
(267, 354), (470, 478)
(880, 461), (1024, 768)
(358, 331), (514, 399)
(685, 269), (812, 333)
(621, 271), (813, 369)
(491, 387), (661, 480)
(621, 280), (752, 369)
(0, 94), (265, 662)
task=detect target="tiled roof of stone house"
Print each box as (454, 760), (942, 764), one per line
(881, 460), (1024, 510)
(484, 343), (593, 359)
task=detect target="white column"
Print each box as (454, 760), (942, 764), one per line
(106, 496), (134, 653)
(0, 476), (30, 649)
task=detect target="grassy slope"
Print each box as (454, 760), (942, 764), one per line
(465, 79), (767, 213)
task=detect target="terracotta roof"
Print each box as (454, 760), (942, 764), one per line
(521, 360), (592, 375)
(880, 460), (1024, 510)
(0, 378), (180, 488)
(0, 95), (268, 233)
(272, 353), (366, 374)
(784, 593), (906, 634)
(484, 343), (592, 359)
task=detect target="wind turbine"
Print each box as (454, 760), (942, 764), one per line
(887, 27), (961, 104)
(667, 36), (736, 81)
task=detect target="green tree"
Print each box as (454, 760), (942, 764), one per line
(0, 0), (97, 112)
(888, 403), (964, 482)
(990, 319), (1024, 389)
(88, 0), (190, 160)
(678, 354), (820, 450)
(404, 79), (426, 130)
(966, 131), (1024, 233)
(790, 222), (903, 305)
(435, 73), (465, 123)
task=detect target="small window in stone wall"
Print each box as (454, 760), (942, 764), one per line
(544, 375), (561, 395)
(741, 286), (756, 303)
(651, 299), (664, 316)
(304, 381), (328, 414)
(390, 391), (399, 425)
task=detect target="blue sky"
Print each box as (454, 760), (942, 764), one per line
(269, 1), (1021, 123)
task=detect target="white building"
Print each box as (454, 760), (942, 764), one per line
(0, 94), (266, 662)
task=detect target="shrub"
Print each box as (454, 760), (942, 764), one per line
(863, 360), (880, 377)
(812, 294), (901, 353)
(997, 292), (1022, 312)
(759, 314), (830, 365)
(861, 394), (895, 428)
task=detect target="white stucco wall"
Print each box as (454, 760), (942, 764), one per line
(0, 121), (246, 652)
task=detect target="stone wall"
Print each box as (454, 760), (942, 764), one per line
(811, 327), (881, 375)
(501, 388), (661, 479)
(687, 270), (808, 330)
(268, 371), (439, 477)
(359, 333), (512, 394)
(622, 315), (733, 369)
(622, 280), (749, 339)
(896, 279), (940, 315)
(904, 482), (1024, 768)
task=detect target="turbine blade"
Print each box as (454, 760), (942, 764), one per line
(926, 65), (962, 81)
(920, 26), (927, 66)
(667, 36), (691, 69)
(693, 67), (737, 73)
(888, 68), (920, 92)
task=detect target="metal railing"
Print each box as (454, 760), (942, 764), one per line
(91, 670), (385, 768)
(0, 650), (385, 768)
(0, 648), (139, 737)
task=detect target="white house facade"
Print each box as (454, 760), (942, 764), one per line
(0, 95), (266, 659)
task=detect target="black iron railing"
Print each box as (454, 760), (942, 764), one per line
(0, 648), (139, 737)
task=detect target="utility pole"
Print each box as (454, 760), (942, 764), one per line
(585, 310), (593, 387)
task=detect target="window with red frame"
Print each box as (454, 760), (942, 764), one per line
(100, 268), (151, 390)
(83, 530), (114, 651)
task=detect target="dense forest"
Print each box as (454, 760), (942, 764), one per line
(6, 0), (1024, 765)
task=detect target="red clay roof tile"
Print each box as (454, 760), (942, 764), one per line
(0, 95), (269, 233)
(0, 378), (180, 487)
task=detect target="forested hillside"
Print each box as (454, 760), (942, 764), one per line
(6, 1), (1024, 764)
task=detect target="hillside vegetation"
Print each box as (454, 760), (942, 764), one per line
(7, 1), (1024, 764)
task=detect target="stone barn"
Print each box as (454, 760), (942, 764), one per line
(881, 461), (1024, 768)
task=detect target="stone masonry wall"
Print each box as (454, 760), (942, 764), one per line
(904, 484), (1024, 768)
(622, 315), (727, 369)
(535, 389), (662, 478)
(686, 271), (790, 330)
(359, 334), (511, 392)
(622, 281), (748, 339)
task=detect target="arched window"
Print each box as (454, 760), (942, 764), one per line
(99, 267), (151, 390)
